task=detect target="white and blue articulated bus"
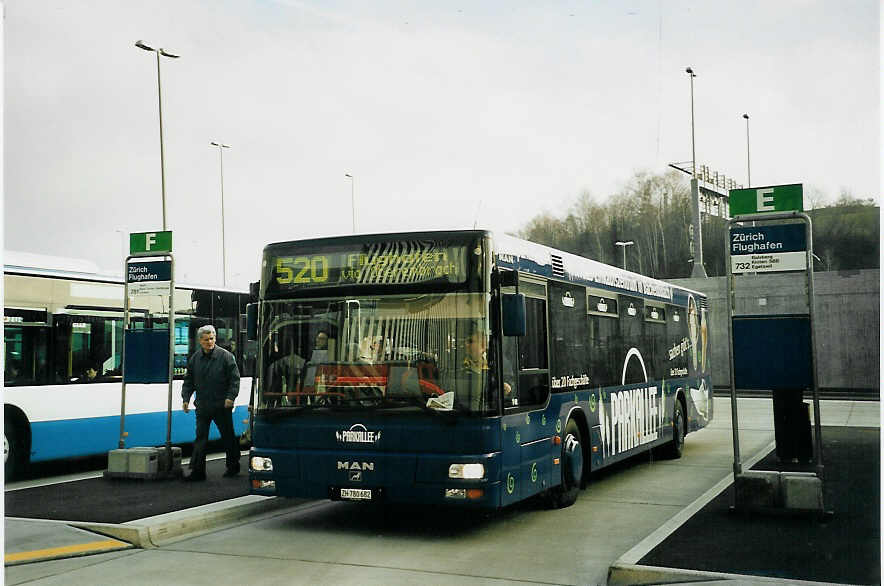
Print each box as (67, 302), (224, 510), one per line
(248, 230), (712, 508)
(3, 254), (255, 479)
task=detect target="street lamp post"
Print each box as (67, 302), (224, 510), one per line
(742, 113), (751, 187)
(210, 141), (231, 287)
(135, 40), (179, 231)
(685, 66), (706, 278)
(345, 173), (355, 233)
(615, 240), (634, 271)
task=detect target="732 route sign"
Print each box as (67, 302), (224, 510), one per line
(730, 224), (806, 274)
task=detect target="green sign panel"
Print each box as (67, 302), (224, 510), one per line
(728, 184), (803, 216)
(130, 231), (173, 254)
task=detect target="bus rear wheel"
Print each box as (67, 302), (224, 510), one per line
(546, 418), (584, 509)
(659, 399), (685, 460)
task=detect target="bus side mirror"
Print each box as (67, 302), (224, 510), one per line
(246, 303), (258, 341)
(502, 293), (526, 336)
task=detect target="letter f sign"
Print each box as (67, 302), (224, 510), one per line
(145, 233), (157, 251)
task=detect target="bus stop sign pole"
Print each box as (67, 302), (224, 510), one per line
(725, 209), (826, 515)
(108, 231), (180, 479)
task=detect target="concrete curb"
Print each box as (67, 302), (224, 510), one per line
(72, 495), (302, 548)
(607, 563), (850, 585)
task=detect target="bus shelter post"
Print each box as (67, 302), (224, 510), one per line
(165, 254), (175, 461)
(725, 218), (742, 478)
(119, 255), (133, 449)
(800, 213), (824, 480)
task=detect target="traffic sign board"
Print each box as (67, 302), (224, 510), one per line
(127, 260), (172, 296)
(130, 231), (172, 254)
(128, 260), (172, 282)
(730, 224), (807, 273)
(728, 184), (803, 216)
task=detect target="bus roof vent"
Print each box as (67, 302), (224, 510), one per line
(550, 254), (565, 278)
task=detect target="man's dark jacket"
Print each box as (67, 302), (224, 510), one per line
(181, 346), (240, 412)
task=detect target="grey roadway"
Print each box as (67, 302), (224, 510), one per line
(6, 397), (878, 586)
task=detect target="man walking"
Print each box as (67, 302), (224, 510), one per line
(182, 325), (241, 481)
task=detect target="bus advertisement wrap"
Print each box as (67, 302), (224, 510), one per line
(249, 230), (711, 510)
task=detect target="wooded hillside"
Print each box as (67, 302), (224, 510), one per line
(519, 171), (878, 278)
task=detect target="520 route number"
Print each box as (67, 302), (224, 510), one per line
(276, 256), (329, 284)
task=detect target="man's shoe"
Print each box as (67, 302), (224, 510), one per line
(183, 473), (206, 482)
(222, 468), (240, 478)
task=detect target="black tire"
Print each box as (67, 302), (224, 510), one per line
(659, 399), (686, 460)
(546, 418), (584, 509)
(5, 417), (25, 481)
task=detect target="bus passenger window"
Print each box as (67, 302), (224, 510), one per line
(587, 294), (619, 389)
(4, 325), (50, 386)
(547, 281), (588, 393)
(53, 315), (124, 382)
(519, 297), (547, 370)
(518, 296), (549, 408)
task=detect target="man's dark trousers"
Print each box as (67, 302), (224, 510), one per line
(190, 405), (240, 478)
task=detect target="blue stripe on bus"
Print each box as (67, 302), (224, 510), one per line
(28, 406), (249, 462)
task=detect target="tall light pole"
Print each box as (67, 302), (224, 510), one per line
(685, 66), (706, 278)
(345, 173), (355, 233)
(135, 41), (179, 231)
(742, 113), (751, 187)
(210, 141), (231, 287)
(615, 240), (634, 271)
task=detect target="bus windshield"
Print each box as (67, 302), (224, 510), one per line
(257, 292), (496, 415)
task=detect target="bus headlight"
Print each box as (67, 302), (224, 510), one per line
(448, 463), (484, 479)
(250, 456), (273, 472)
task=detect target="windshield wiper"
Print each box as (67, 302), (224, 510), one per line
(258, 404), (317, 420)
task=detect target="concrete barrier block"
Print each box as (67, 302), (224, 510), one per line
(781, 473), (823, 511)
(107, 449), (129, 474)
(734, 470), (781, 508)
(128, 447), (159, 475)
(156, 446), (182, 472)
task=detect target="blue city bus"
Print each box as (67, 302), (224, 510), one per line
(248, 230), (712, 508)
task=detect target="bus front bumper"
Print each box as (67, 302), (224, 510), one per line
(249, 448), (504, 508)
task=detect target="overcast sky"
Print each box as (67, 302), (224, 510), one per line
(3, 0), (880, 290)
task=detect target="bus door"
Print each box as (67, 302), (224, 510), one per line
(500, 277), (550, 505)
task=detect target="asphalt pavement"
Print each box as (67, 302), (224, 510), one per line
(5, 398), (880, 585)
(633, 426), (880, 585)
(6, 454), (251, 524)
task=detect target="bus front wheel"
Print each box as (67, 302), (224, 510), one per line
(546, 418), (584, 509)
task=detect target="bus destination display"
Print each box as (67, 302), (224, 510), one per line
(268, 241), (469, 290)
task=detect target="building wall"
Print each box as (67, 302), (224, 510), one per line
(670, 269), (879, 392)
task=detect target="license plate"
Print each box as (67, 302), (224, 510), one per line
(340, 488), (372, 501)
